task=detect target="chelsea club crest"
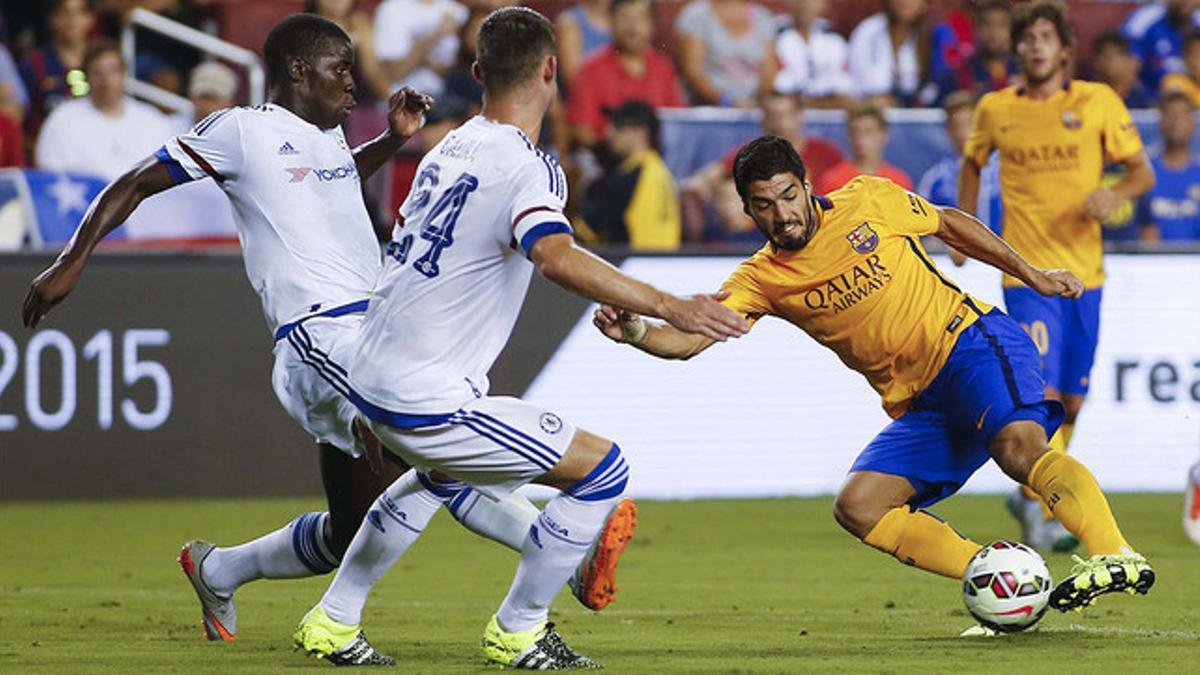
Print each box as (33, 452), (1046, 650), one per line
(539, 412), (563, 435)
(846, 222), (879, 254)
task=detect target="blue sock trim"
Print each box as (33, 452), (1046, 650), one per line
(291, 512), (338, 574)
(567, 444), (629, 502)
(447, 487), (475, 518)
(415, 471), (466, 501)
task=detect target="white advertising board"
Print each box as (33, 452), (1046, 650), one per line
(525, 255), (1200, 499)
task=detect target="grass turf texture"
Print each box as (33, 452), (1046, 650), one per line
(1, 495), (1196, 673)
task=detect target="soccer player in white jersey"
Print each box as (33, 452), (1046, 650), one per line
(291, 7), (749, 669)
(21, 14), (632, 658)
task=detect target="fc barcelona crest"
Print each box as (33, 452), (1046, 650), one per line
(1062, 110), (1082, 129)
(846, 223), (878, 254)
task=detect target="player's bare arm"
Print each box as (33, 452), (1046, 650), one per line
(934, 205), (1084, 299)
(1082, 151), (1155, 220)
(352, 86), (433, 180)
(530, 233), (749, 342)
(22, 158), (177, 328)
(593, 304), (717, 359)
(948, 157), (983, 266)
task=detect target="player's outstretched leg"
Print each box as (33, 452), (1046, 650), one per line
(481, 434), (628, 670)
(836, 471), (983, 580)
(991, 421), (1155, 612)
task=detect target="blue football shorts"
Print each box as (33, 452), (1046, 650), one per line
(1002, 286), (1102, 396)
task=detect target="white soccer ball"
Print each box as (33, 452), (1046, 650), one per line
(962, 540), (1052, 632)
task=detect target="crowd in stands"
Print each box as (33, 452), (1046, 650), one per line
(2, 0), (1200, 248)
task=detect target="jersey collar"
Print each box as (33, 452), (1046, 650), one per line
(1016, 77), (1071, 97)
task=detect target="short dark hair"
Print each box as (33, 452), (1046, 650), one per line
(83, 39), (122, 74)
(732, 135), (807, 201)
(972, 0), (1011, 20)
(847, 101), (888, 130)
(1012, 0), (1073, 50)
(1160, 90), (1196, 111)
(1092, 30), (1130, 56)
(476, 7), (557, 95)
(263, 13), (350, 88)
(942, 90), (975, 118)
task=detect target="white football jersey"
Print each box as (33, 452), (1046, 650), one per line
(158, 104), (382, 334)
(349, 116), (571, 419)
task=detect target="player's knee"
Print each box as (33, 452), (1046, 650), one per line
(833, 490), (885, 539)
(564, 443), (629, 502)
(988, 421), (1049, 483)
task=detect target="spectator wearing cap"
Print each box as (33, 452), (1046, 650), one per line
(187, 61), (238, 126)
(1135, 91), (1200, 241)
(815, 103), (912, 195)
(19, 0), (95, 142)
(1160, 29), (1200, 106)
(568, 0), (684, 149)
(35, 41), (176, 182)
(1122, 0), (1200, 95)
(760, 0), (852, 109)
(373, 0), (467, 98)
(1093, 31), (1155, 109)
(675, 0), (776, 107)
(682, 92), (842, 241)
(557, 0), (613, 87)
(935, 0), (1018, 102)
(581, 100), (681, 250)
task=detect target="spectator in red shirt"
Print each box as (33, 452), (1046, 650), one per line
(0, 111), (25, 167)
(567, 0), (684, 149)
(815, 102), (912, 194)
(682, 92), (843, 241)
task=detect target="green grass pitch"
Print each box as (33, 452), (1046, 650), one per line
(1, 495), (1197, 673)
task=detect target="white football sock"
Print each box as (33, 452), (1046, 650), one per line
(319, 472), (441, 626)
(201, 511), (338, 597)
(495, 493), (620, 633)
(443, 485), (540, 552)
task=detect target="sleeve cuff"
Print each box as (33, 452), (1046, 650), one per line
(155, 146), (194, 185)
(519, 221), (573, 259)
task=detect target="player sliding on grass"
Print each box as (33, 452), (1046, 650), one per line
(21, 13), (632, 656)
(594, 135), (1155, 633)
(292, 7), (748, 669)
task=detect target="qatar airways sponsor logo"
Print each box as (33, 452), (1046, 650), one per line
(284, 162), (358, 184)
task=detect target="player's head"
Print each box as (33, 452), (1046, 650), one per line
(732, 135), (818, 251)
(83, 40), (126, 111)
(942, 91), (974, 154)
(263, 13), (355, 129)
(1159, 91), (1196, 149)
(1012, 0), (1072, 86)
(972, 0), (1012, 59)
(474, 7), (558, 109)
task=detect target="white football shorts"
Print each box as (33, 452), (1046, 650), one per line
(366, 396), (577, 501)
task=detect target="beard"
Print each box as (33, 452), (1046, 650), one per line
(768, 200), (817, 251)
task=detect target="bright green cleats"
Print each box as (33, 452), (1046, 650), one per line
(481, 615), (600, 670)
(294, 606), (395, 667)
(1049, 551), (1156, 612)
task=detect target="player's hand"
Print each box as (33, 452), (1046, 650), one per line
(1082, 188), (1120, 220)
(660, 291), (749, 342)
(1030, 268), (1084, 299)
(22, 258), (83, 328)
(386, 87), (434, 140)
(593, 304), (646, 344)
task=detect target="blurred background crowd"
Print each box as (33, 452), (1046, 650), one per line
(1, 0), (1199, 250)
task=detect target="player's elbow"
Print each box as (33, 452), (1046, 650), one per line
(530, 234), (576, 284)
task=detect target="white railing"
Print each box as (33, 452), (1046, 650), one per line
(120, 7), (265, 115)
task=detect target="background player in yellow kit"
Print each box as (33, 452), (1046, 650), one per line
(958, 0), (1155, 552)
(594, 135), (1155, 626)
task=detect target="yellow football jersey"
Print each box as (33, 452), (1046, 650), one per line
(721, 176), (993, 419)
(964, 81), (1144, 288)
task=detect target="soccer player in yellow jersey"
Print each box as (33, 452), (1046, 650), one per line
(594, 135), (1155, 625)
(959, 0), (1155, 552)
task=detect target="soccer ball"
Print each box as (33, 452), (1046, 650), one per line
(962, 540), (1052, 632)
